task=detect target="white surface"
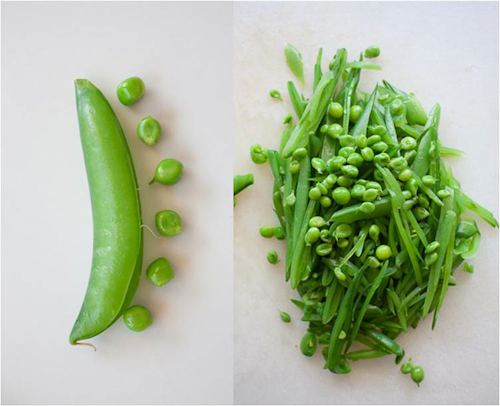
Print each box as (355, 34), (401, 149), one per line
(234, 2), (499, 405)
(2, 2), (233, 405)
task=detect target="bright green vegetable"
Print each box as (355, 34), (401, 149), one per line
(146, 257), (174, 287)
(411, 366), (425, 386)
(234, 174), (254, 198)
(137, 116), (161, 145)
(284, 43), (304, 83)
(280, 311), (291, 323)
(267, 250), (279, 264)
(364, 45), (380, 58)
(150, 159), (183, 185)
(250, 144), (268, 164)
(117, 76), (145, 106)
(155, 209), (182, 237)
(123, 305), (152, 332)
(70, 79), (142, 346)
(270, 89), (282, 100)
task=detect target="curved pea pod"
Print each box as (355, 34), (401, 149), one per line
(70, 80), (143, 345)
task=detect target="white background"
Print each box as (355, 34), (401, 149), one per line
(234, 2), (499, 405)
(2, 2), (233, 405)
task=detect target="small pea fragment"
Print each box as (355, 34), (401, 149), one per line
(117, 76), (145, 106)
(269, 89), (282, 100)
(312, 157), (327, 174)
(316, 243), (332, 256)
(280, 311), (291, 323)
(250, 144), (268, 164)
(267, 250), (279, 264)
(335, 224), (353, 239)
(123, 305), (152, 332)
(300, 331), (317, 357)
(146, 257), (174, 287)
(364, 45), (380, 58)
(283, 114), (293, 124)
(309, 216), (326, 228)
(150, 158), (183, 185)
(463, 263), (474, 273)
(137, 116), (161, 146)
(400, 136), (417, 151)
(292, 147), (308, 160)
(425, 241), (440, 254)
(155, 209), (182, 237)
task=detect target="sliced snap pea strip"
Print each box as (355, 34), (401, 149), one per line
(287, 81), (306, 118)
(233, 174), (254, 196)
(284, 43), (304, 83)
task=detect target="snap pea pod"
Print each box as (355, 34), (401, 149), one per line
(284, 43), (304, 83)
(70, 79), (143, 345)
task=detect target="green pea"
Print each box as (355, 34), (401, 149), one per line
(338, 146), (355, 159)
(150, 158), (183, 185)
(403, 198), (417, 210)
(146, 257), (174, 287)
(347, 152), (364, 167)
(327, 123), (343, 138)
(389, 157), (408, 171)
(402, 190), (412, 200)
(359, 201), (375, 214)
(322, 174), (337, 189)
(463, 263), (474, 273)
(375, 244), (392, 260)
(351, 184), (366, 199)
(280, 311), (291, 323)
(355, 134), (368, 149)
(300, 331), (317, 357)
(289, 160), (300, 174)
(390, 98), (404, 115)
(267, 250), (279, 264)
(327, 156), (346, 172)
(369, 125), (387, 136)
(369, 224), (380, 241)
(337, 176), (354, 187)
(283, 114), (293, 124)
(405, 178), (419, 196)
(312, 157), (327, 174)
(373, 152), (390, 166)
(334, 267), (346, 281)
(137, 116), (161, 146)
(337, 238), (350, 249)
(338, 135), (356, 148)
(285, 192), (296, 206)
(316, 243), (333, 256)
(411, 366), (424, 386)
(274, 226), (285, 240)
(425, 241), (440, 254)
(341, 164), (359, 178)
(362, 188), (379, 202)
(250, 144), (268, 164)
(425, 252), (439, 266)
(367, 256), (381, 268)
(328, 102), (344, 118)
(315, 182), (328, 196)
(374, 168), (384, 181)
(117, 76), (145, 106)
(398, 168), (413, 182)
(319, 196), (332, 208)
(400, 360), (414, 375)
(361, 147), (374, 162)
(309, 216), (326, 228)
(259, 226), (275, 238)
(404, 150), (417, 164)
(417, 194), (430, 208)
(367, 135), (381, 146)
(332, 187), (351, 205)
(365, 181), (382, 190)
(320, 229), (332, 243)
(155, 209), (182, 237)
(335, 224), (353, 239)
(350, 105), (363, 123)
(400, 136), (417, 150)
(372, 141), (388, 153)
(364, 45), (380, 58)
(437, 189), (451, 199)
(309, 186), (322, 200)
(414, 207), (430, 222)
(292, 147), (307, 160)
(123, 305), (152, 332)
(269, 89), (282, 100)
(422, 175), (436, 187)
(305, 227), (321, 245)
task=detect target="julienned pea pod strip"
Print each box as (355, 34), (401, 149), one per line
(70, 79), (143, 346)
(252, 44), (498, 384)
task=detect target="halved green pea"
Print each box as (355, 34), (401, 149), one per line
(137, 116), (161, 146)
(155, 209), (182, 237)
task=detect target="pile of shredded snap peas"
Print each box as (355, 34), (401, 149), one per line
(250, 44), (498, 384)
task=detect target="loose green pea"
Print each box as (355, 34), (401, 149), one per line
(347, 152), (364, 167)
(398, 168), (413, 182)
(322, 174), (337, 189)
(401, 360), (414, 375)
(335, 224), (353, 239)
(404, 150), (417, 163)
(362, 188), (379, 202)
(367, 256), (381, 268)
(274, 226), (286, 240)
(351, 184), (366, 199)
(372, 141), (388, 153)
(283, 113), (293, 124)
(117, 76), (145, 106)
(259, 226), (275, 238)
(365, 181), (382, 190)
(338, 135), (356, 148)
(402, 190), (412, 200)
(337, 175), (354, 187)
(250, 144), (268, 164)
(405, 178), (419, 196)
(150, 158), (183, 185)
(369, 224), (380, 241)
(327, 123), (343, 138)
(267, 250), (279, 264)
(316, 243), (333, 256)
(292, 147), (307, 160)
(123, 305), (152, 332)
(328, 102), (344, 118)
(359, 201), (375, 214)
(367, 135), (381, 146)
(422, 175), (436, 187)
(338, 330), (347, 340)
(300, 331), (317, 357)
(389, 157), (408, 171)
(338, 146), (355, 159)
(334, 267), (346, 281)
(361, 147), (374, 162)
(319, 196), (332, 208)
(390, 98), (404, 115)
(425, 252), (439, 266)
(374, 152), (390, 166)
(137, 116), (161, 146)
(155, 209), (182, 237)
(309, 186), (322, 200)
(332, 187), (351, 205)
(350, 105), (363, 123)
(320, 229), (332, 243)
(285, 192), (296, 206)
(355, 134), (368, 149)
(309, 216), (326, 228)
(341, 164), (359, 178)
(425, 241), (440, 254)
(305, 227), (321, 245)
(369, 125), (387, 136)
(337, 238), (350, 249)
(327, 156), (346, 172)
(376, 244), (392, 260)
(364, 45), (380, 58)
(280, 311), (291, 323)
(437, 189), (451, 199)
(269, 89), (282, 100)
(400, 136), (417, 150)
(289, 160), (300, 174)
(463, 263), (474, 273)
(146, 257), (174, 287)
(374, 168), (384, 181)
(411, 366), (424, 386)
(312, 157), (327, 174)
